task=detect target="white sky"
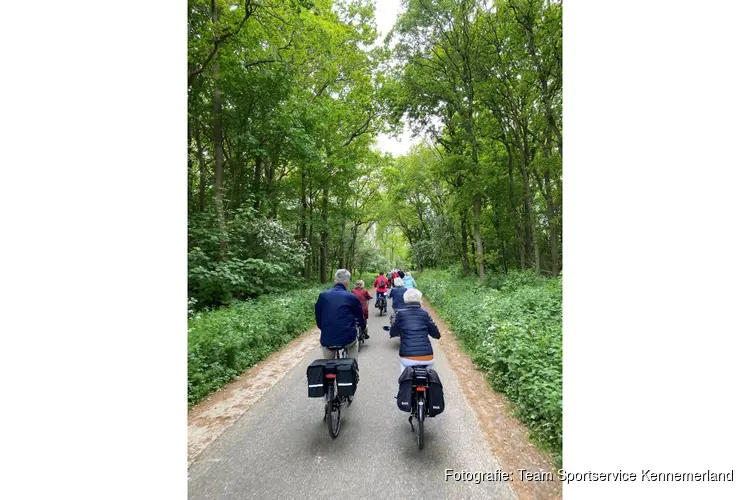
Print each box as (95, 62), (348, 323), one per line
(372, 0), (421, 157)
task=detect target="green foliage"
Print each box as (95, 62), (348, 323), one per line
(417, 269), (562, 461)
(188, 208), (309, 309)
(187, 285), (326, 405)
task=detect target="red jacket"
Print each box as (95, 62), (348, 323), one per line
(351, 288), (372, 319)
(374, 275), (389, 293)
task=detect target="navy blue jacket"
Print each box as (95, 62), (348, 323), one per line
(388, 286), (407, 310)
(315, 283), (366, 347)
(390, 304), (441, 357)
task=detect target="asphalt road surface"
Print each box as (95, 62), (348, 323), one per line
(188, 295), (517, 500)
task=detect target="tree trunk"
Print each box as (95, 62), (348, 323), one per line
(253, 156), (262, 211)
(320, 184), (329, 284)
(299, 166), (308, 277)
(472, 194), (485, 280)
(506, 144), (524, 268)
(460, 211), (471, 274)
(211, 0), (226, 252)
(195, 125), (206, 213)
(521, 167), (541, 274)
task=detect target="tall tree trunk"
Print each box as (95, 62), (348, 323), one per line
(195, 125), (206, 213)
(188, 124), (194, 208)
(306, 214), (314, 281)
(253, 156), (262, 211)
(338, 218), (346, 269)
(506, 144), (524, 268)
(467, 99), (486, 280)
(266, 154), (278, 218)
(211, 0), (226, 252)
(521, 167), (541, 274)
(472, 194), (485, 280)
(460, 211), (471, 274)
(320, 184), (329, 284)
(299, 166), (307, 277)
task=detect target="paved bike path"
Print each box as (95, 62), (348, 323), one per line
(188, 297), (517, 500)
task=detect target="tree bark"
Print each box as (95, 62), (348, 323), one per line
(253, 156), (262, 211)
(472, 194), (485, 280)
(506, 144), (524, 268)
(460, 211), (471, 274)
(211, 0), (226, 252)
(195, 124), (206, 213)
(320, 184), (329, 283)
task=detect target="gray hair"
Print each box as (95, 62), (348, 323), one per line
(393, 277), (405, 287)
(404, 288), (422, 304)
(334, 269), (351, 285)
(405, 272), (411, 276)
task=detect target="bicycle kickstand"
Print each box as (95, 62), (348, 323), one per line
(408, 415), (415, 432)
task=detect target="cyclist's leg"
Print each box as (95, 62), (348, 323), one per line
(321, 347), (335, 360)
(346, 337), (359, 361)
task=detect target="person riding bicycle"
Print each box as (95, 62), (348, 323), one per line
(374, 272), (390, 313)
(351, 280), (372, 339)
(315, 269), (365, 361)
(389, 288), (440, 375)
(398, 269), (405, 280)
(388, 277), (408, 314)
(402, 271), (416, 289)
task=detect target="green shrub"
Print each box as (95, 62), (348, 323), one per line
(188, 285), (325, 405)
(417, 269), (562, 461)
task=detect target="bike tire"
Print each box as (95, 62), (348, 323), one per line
(417, 394), (425, 450)
(327, 384), (341, 438)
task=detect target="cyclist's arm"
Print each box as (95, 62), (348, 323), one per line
(390, 314), (402, 336)
(315, 294), (323, 329)
(425, 312), (440, 339)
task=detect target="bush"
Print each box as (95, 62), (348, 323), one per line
(188, 207), (310, 310)
(416, 269), (562, 461)
(188, 285), (325, 405)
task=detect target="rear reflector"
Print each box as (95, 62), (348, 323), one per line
(325, 374), (337, 379)
(415, 387), (427, 392)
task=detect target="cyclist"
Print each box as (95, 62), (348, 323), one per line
(389, 288), (440, 374)
(374, 271), (390, 313)
(315, 269), (365, 361)
(388, 277), (408, 313)
(402, 271), (416, 289)
(351, 280), (372, 338)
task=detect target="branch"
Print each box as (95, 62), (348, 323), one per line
(343, 114), (374, 147)
(188, 1), (260, 85)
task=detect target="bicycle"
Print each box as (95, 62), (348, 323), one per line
(322, 344), (352, 439)
(375, 293), (386, 316)
(357, 323), (367, 349)
(408, 366), (430, 450)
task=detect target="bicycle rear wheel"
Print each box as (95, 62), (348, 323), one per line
(327, 384), (341, 438)
(417, 394), (425, 450)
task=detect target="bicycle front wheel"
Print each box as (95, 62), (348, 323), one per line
(327, 384), (341, 438)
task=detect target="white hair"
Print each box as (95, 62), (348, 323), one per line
(404, 288), (422, 304)
(393, 277), (405, 287)
(334, 269), (351, 285)
(405, 272), (411, 276)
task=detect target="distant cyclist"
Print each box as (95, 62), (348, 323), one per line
(351, 280), (372, 338)
(402, 271), (416, 289)
(374, 272), (390, 313)
(388, 277), (408, 313)
(315, 269), (365, 360)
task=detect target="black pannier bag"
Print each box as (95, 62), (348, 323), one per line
(333, 358), (359, 398)
(396, 367), (415, 412)
(307, 359), (328, 397)
(426, 368), (445, 417)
